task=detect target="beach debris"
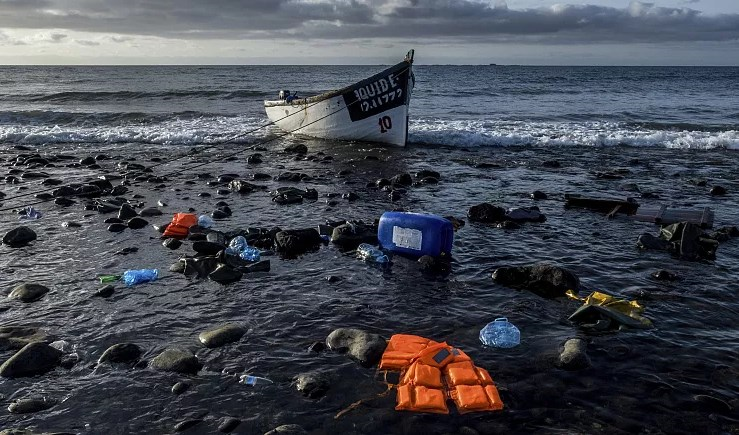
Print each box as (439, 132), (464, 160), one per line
(637, 221), (721, 261)
(567, 290), (653, 330)
(629, 205), (714, 228)
(492, 263), (580, 298)
(564, 193), (639, 217)
(18, 206), (42, 220)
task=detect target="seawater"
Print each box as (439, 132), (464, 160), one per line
(0, 65), (738, 434)
(1, 65), (738, 148)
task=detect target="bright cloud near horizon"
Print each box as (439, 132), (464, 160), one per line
(0, 0), (738, 65)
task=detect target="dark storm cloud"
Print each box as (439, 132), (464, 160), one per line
(1, 0), (738, 44)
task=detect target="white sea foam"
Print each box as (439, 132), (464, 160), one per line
(408, 119), (739, 150)
(2, 115), (737, 150)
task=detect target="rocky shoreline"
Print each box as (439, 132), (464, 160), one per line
(1, 141), (738, 434)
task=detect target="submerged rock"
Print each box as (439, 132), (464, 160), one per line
(492, 263), (580, 298)
(150, 348), (201, 374)
(295, 370), (331, 399)
(326, 328), (386, 367)
(330, 222), (377, 249)
(264, 424), (307, 435)
(274, 229), (322, 256)
(172, 381), (191, 395)
(8, 283), (50, 302)
(217, 417), (241, 433)
(0, 342), (62, 378)
(198, 323), (246, 348)
(8, 397), (57, 414)
(208, 264), (243, 284)
(558, 338), (591, 371)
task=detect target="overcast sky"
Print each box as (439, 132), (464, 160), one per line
(0, 0), (738, 65)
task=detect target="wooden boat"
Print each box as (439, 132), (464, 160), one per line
(264, 50), (415, 147)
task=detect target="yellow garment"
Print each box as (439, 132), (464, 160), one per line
(567, 290), (653, 328)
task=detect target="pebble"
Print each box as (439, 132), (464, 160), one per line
(127, 217), (149, 230)
(8, 283), (50, 302)
(163, 238), (182, 250)
(2, 226), (37, 247)
(98, 343), (142, 364)
(107, 223), (127, 233)
(198, 323), (246, 348)
(217, 417), (241, 433)
(172, 381), (191, 395)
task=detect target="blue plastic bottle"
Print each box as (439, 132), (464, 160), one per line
(122, 269), (159, 286)
(225, 236), (248, 255)
(357, 243), (389, 264)
(479, 318), (520, 348)
(239, 246), (261, 262)
(198, 215), (214, 228)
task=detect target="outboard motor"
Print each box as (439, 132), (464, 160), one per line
(278, 90), (290, 100)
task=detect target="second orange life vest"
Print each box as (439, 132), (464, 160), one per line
(162, 213), (198, 239)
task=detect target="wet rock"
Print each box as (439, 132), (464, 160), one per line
(127, 217), (149, 230)
(375, 178), (391, 188)
(276, 171), (308, 182)
(8, 283), (50, 302)
(418, 255), (451, 275)
(104, 217), (123, 224)
(531, 190), (548, 200)
(505, 206), (546, 223)
(80, 156), (96, 165)
(326, 328), (386, 367)
(163, 238), (182, 250)
(468, 203), (507, 223)
(54, 197), (76, 207)
(308, 341), (326, 353)
(139, 207), (163, 217)
(274, 229), (322, 256)
(342, 192), (360, 201)
(247, 154), (263, 164)
(444, 216), (465, 231)
(651, 270), (679, 281)
(295, 370), (331, 399)
(492, 263), (580, 298)
(98, 343), (142, 364)
(212, 209), (229, 220)
(8, 397), (57, 414)
(198, 323), (246, 348)
(171, 256), (220, 278)
(388, 190), (403, 201)
(692, 394), (733, 414)
(193, 241), (225, 256)
(117, 204), (138, 220)
(0, 326), (51, 351)
(107, 223), (127, 233)
(264, 424), (307, 435)
(391, 173), (413, 187)
(0, 342), (62, 378)
(240, 260), (271, 273)
(709, 186), (727, 196)
(228, 180), (259, 194)
(208, 264), (243, 284)
(558, 338), (591, 370)
(217, 417), (241, 433)
(174, 419), (203, 432)
(172, 381), (190, 395)
(150, 348), (201, 374)
(285, 143), (308, 154)
(2, 226), (37, 247)
(330, 223), (377, 249)
(93, 285), (115, 298)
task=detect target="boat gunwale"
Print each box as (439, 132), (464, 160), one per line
(263, 59), (413, 108)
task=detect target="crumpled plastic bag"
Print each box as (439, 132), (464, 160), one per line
(566, 290), (653, 330)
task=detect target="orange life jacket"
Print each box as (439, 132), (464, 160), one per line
(380, 334), (504, 414)
(162, 213), (198, 239)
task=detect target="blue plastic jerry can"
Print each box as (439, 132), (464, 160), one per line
(377, 212), (454, 257)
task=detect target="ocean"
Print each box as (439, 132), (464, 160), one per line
(0, 65), (738, 434)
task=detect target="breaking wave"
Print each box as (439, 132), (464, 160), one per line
(408, 119), (739, 150)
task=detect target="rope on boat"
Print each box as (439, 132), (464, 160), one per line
(0, 67), (412, 213)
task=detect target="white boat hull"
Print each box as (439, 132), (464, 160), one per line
(264, 52), (414, 147)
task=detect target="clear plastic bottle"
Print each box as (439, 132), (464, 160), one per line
(198, 214), (214, 228)
(239, 374), (273, 386)
(238, 246), (261, 262)
(357, 243), (389, 264)
(479, 317), (520, 348)
(226, 236), (248, 255)
(122, 269), (159, 286)
(19, 206), (42, 220)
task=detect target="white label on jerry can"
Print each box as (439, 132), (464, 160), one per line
(392, 226), (423, 250)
